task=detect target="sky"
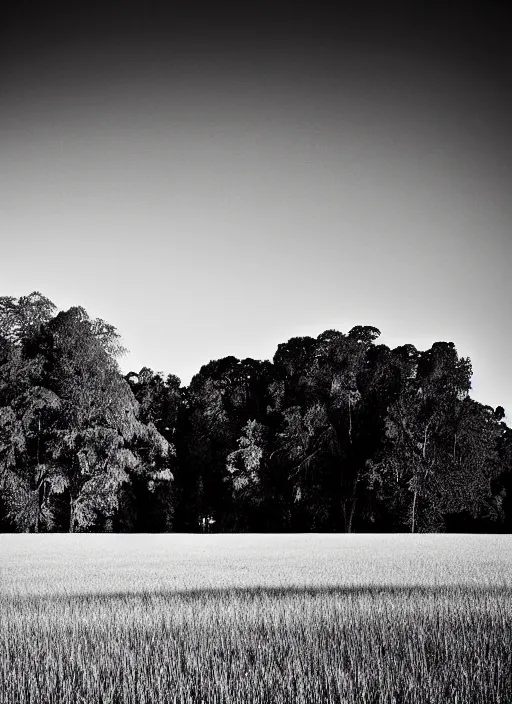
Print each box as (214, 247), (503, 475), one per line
(1, 3), (511, 418)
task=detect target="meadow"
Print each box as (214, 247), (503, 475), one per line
(0, 533), (511, 703)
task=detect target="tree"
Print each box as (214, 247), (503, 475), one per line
(124, 368), (182, 531)
(378, 342), (473, 532)
(272, 327), (387, 532)
(0, 292), (56, 345)
(225, 419), (269, 530)
(45, 309), (174, 531)
(438, 399), (507, 528)
(0, 387), (67, 532)
(0, 294), (65, 531)
(0, 305), (174, 532)
(181, 357), (276, 531)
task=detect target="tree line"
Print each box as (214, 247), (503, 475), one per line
(1, 292), (511, 534)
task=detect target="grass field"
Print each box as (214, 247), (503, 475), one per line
(1, 534), (511, 703)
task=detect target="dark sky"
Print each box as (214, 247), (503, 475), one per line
(1, 1), (511, 415)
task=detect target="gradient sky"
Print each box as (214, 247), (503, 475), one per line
(1, 4), (510, 418)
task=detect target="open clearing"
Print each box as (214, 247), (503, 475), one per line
(1, 533), (511, 703)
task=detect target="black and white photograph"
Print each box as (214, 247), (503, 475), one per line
(1, 1), (511, 702)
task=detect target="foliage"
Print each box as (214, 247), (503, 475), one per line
(1, 291), (511, 533)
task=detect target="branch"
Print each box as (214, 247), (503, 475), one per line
(289, 448), (321, 480)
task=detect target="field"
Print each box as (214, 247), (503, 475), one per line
(0, 534), (511, 703)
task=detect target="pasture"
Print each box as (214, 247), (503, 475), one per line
(0, 533), (511, 703)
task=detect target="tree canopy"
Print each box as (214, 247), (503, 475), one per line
(1, 292), (511, 533)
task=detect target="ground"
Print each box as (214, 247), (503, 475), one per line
(1, 533), (511, 703)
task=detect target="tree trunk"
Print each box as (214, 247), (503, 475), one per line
(343, 476), (358, 533)
(414, 421), (432, 534)
(34, 479), (45, 533)
(69, 499), (75, 533)
(422, 424), (429, 460)
(348, 396), (352, 444)
(346, 496), (357, 533)
(411, 484), (418, 533)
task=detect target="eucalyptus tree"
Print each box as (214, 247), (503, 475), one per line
(272, 326), (386, 532)
(378, 342), (473, 532)
(438, 399), (509, 528)
(1, 298), (173, 532)
(0, 385), (63, 532)
(183, 356), (276, 530)
(0, 293), (62, 531)
(493, 416), (512, 530)
(224, 419), (272, 530)
(124, 368), (182, 531)
(40, 307), (174, 532)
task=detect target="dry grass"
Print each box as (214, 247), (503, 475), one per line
(1, 534), (511, 703)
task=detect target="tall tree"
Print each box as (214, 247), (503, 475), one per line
(0, 294), (64, 531)
(378, 342), (473, 532)
(182, 357), (275, 531)
(124, 368), (182, 531)
(41, 308), (173, 532)
(272, 327), (386, 532)
(225, 419), (270, 530)
(1, 301), (174, 532)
